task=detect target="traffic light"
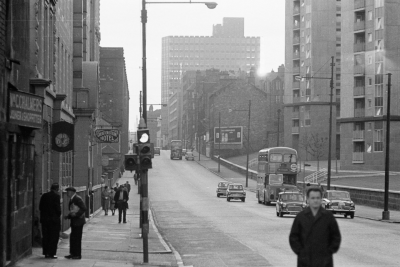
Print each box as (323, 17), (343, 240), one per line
(137, 129), (152, 169)
(125, 154), (138, 172)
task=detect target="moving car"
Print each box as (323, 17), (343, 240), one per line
(216, 181), (230, 197)
(276, 191), (306, 217)
(185, 151), (195, 161)
(226, 183), (246, 202)
(154, 147), (161, 156)
(322, 190), (355, 219)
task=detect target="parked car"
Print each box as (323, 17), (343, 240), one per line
(182, 149), (187, 155)
(185, 151), (195, 161)
(322, 190), (355, 219)
(226, 183), (246, 202)
(216, 181), (230, 197)
(276, 191), (306, 217)
(154, 147), (161, 156)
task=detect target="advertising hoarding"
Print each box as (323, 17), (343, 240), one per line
(214, 126), (243, 144)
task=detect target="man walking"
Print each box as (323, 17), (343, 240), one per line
(39, 183), (61, 259)
(289, 187), (341, 267)
(125, 181), (131, 194)
(64, 187), (87, 260)
(114, 185), (129, 223)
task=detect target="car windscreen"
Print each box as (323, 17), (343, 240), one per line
(280, 194), (304, 202)
(186, 152), (193, 156)
(229, 185), (243, 190)
(328, 191), (350, 200)
(218, 182), (229, 187)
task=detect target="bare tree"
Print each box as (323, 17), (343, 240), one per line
(308, 133), (328, 171)
(298, 132), (311, 162)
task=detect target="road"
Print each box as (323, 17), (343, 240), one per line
(148, 151), (400, 267)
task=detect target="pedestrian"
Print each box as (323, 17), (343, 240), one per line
(125, 181), (131, 193)
(114, 185), (129, 223)
(116, 182), (119, 188)
(133, 173), (138, 185)
(109, 189), (116, 215)
(289, 187), (341, 267)
(39, 183), (61, 259)
(101, 186), (110, 215)
(64, 187), (87, 260)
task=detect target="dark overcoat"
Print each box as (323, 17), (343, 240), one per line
(289, 207), (341, 267)
(67, 194), (87, 227)
(114, 190), (129, 209)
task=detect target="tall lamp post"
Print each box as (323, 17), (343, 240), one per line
(140, 0), (217, 263)
(218, 112), (221, 172)
(383, 73), (392, 220)
(229, 100), (251, 187)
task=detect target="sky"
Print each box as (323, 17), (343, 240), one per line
(100, 0), (285, 131)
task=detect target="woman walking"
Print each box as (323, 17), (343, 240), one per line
(109, 189), (116, 215)
(101, 186), (110, 215)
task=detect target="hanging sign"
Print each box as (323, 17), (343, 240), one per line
(52, 121), (74, 152)
(95, 129), (120, 143)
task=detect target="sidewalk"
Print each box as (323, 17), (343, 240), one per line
(194, 151), (400, 224)
(15, 174), (178, 267)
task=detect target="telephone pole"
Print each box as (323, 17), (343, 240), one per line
(327, 56), (335, 190)
(382, 73), (392, 220)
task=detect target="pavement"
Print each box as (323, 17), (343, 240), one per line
(14, 174), (178, 267)
(149, 151), (400, 267)
(191, 151), (400, 224)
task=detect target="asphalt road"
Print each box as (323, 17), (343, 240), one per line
(149, 151), (400, 267)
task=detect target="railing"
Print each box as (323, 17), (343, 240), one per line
(249, 158), (258, 168)
(354, 0), (366, 9)
(354, 42), (366, 52)
(293, 22), (300, 30)
(354, 65), (365, 75)
(293, 81), (300, 88)
(293, 6), (300, 15)
(352, 152), (364, 163)
(354, 21), (366, 31)
(293, 37), (300, 44)
(353, 130), (365, 140)
(354, 108), (365, 117)
(304, 169), (328, 184)
(293, 97), (301, 103)
(293, 66), (300, 73)
(354, 86), (365, 96)
(292, 127), (299, 134)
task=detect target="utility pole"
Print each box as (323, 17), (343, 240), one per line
(277, 109), (281, 146)
(245, 100), (251, 187)
(383, 73), (392, 220)
(139, 91), (142, 118)
(141, 0), (147, 123)
(218, 111), (221, 172)
(327, 56), (335, 190)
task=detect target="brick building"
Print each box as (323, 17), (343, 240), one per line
(147, 106), (161, 147)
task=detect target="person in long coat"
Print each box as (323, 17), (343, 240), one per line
(114, 185), (129, 223)
(109, 189), (116, 215)
(101, 186), (110, 215)
(289, 187), (341, 267)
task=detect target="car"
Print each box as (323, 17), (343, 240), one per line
(276, 191), (306, 217)
(182, 149), (187, 155)
(216, 181), (230, 197)
(226, 183), (246, 202)
(185, 151), (195, 161)
(322, 190), (355, 219)
(154, 147), (161, 156)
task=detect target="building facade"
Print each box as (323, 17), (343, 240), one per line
(340, 0), (400, 170)
(284, 0), (341, 161)
(161, 17), (260, 143)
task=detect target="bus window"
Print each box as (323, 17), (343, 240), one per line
(283, 154), (297, 163)
(269, 174), (283, 185)
(258, 153), (268, 162)
(270, 153), (282, 162)
(283, 174), (296, 185)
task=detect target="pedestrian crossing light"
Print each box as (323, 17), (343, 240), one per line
(125, 154), (138, 172)
(137, 129), (152, 169)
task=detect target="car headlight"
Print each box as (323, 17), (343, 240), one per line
(350, 202), (355, 207)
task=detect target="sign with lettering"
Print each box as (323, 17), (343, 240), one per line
(8, 90), (43, 128)
(214, 126), (243, 144)
(95, 129), (120, 143)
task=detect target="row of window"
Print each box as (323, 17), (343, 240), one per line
(168, 38), (258, 45)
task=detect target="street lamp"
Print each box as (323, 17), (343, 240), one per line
(229, 100), (251, 187)
(140, 0), (217, 263)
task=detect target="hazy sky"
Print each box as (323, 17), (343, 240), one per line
(100, 0), (285, 130)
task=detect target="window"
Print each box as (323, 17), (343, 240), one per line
(368, 56), (373, 65)
(375, 0), (384, 8)
(368, 77), (373, 85)
(306, 50), (310, 58)
(368, 33), (373, 42)
(304, 106), (311, 126)
(367, 144), (372, 153)
(375, 84), (383, 116)
(375, 40), (383, 51)
(374, 121), (383, 152)
(368, 11), (373, 21)
(368, 122), (372, 131)
(375, 18), (383, 30)
(270, 154), (283, 162)
(368, 99), (372, 108)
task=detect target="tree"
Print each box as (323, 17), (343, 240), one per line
(299, 133), (328, 171)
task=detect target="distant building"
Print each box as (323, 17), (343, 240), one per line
(340, 0), (400, 170)
(147, 106), (161, 147)
(161, 18), (260, 143)
(284, 0), (341, 161)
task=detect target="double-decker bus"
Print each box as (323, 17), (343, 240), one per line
(170, 140), (182, 160)
(256, 147), (299, 205)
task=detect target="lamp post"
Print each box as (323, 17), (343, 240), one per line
(229, 100), (251, 187)
(140, 1), (217, 263)
(277, 109), (281, 146)
(218, 111), (221, 172)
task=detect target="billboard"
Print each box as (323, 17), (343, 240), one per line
(214, 126), (243, 144)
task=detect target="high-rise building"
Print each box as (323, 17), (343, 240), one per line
(284, 0), (341, 161)
(340, 0), (400, 171)
(161, 18), (260, 143)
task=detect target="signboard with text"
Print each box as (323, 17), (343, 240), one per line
(8, 90), (43, 128)
(95, 129), (120, 143)
(214, 126), (243, 144)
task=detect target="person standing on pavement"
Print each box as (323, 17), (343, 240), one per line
(289, 187), (341, 267)
(125, 181), (131, 194)
(64, 187), (87, 260)
(109, 189), (116, 215)
(39, 183), (61, 259)
(133, 173), (138, 185)
(101, 186), (110, 215)
(114, 185), (129, 223)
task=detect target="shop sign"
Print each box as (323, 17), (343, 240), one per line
(95, 129), (120, 143)
(8, 90), (43, 128)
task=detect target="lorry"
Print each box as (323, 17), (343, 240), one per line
(170, 140), (182, 160)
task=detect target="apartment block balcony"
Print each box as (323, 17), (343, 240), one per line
(293, 7), (300, 15)
(293, 37), (300, 44)
(292, 112), (300, 119)
(293, 22), (300, 30)
(292, 126), (300, 134)
(354, 0), (366, 9)
(354, 108), (365, 117)
(354, 86), (365, 96)
(336, 95), (341, 103)
(293, 97), (301, 103)
(293, 66), (300, 73)
(354, 65), (365, 75)
(293, 81), (300, 88)
(353, 130), (365, 140)
(354, 42), (366, 52)
(354, 21), (366, 31)
(352, 152), (364, 163)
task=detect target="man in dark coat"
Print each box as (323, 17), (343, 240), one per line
(39, 183), (61, 259)
(125, 181), (131, 194)
(289, 187), (341, 267)
(114, 185), (129, 223)
(64, 187), (87, 260)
